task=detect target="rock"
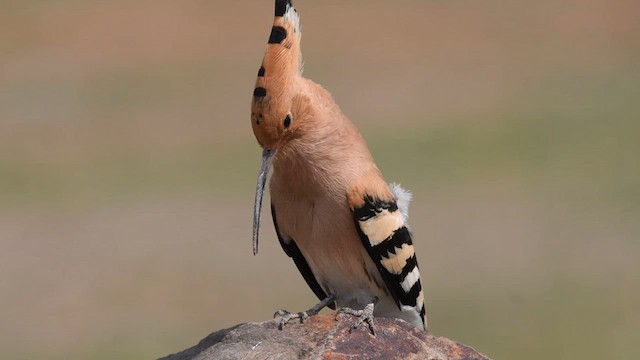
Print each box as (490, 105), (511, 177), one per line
(159, 314), (491, 360)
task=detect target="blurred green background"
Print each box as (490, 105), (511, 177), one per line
(1, 0), (638, 359)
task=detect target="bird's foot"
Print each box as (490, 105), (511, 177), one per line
(334, 299), (377, 336)
(273, 309), (309, 330)
(273, 294), (336, 330)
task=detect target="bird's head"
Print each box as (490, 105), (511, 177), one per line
(251, 0), (305, 255)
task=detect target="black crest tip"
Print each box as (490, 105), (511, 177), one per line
(275, 0), (292, 17)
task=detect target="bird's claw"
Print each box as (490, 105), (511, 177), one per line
(274, 309), (309, 330)
(272, 295), (336, 330)
(334, 302), (377, 336)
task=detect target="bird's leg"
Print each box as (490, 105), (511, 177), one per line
(334, 296), (379, 336)
(274, 294), (336, 330)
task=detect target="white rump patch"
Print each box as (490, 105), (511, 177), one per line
(400, 267), (420, 292)
(389, 183), (412, 224)
(358, 209), (404, 246)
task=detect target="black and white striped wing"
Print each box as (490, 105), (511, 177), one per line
(352, 186), (426, 327)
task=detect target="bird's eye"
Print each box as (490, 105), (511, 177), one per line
(283, 114), (292, 128)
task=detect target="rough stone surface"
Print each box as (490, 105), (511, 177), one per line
(159, 314), (491, 360)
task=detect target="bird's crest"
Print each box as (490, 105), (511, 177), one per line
(251, 0), (303, 124)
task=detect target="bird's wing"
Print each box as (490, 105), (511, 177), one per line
(271, 204), (336, 310)
(350, 184), (426, 326)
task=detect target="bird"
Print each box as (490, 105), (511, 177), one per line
(250, 0), (426, 334)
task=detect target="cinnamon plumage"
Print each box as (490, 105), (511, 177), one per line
(251, 0), (426, 334)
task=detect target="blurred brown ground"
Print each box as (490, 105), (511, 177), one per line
(0, 1), (639, 359)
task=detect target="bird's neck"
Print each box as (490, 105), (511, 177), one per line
(272, 105), (375, 199)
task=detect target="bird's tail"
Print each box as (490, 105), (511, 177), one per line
(253, 0), (303, 102)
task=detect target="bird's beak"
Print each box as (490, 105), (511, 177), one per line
(252, 148), (276, 255)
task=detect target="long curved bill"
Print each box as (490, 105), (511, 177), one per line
(252, 148), (276, 255)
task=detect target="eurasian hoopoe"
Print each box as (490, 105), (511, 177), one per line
(251, 0), (426, 334)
